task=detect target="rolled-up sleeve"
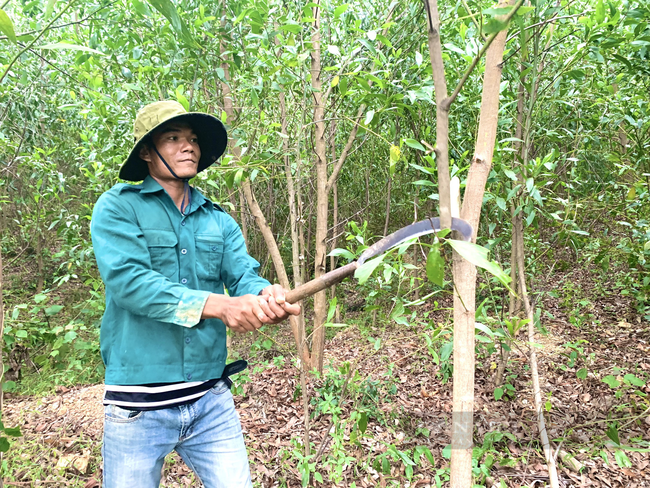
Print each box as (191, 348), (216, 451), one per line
(91, 192), (210, 328)
(219, 213), (271, 297)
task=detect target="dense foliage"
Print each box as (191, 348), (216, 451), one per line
(0, 0), (649, 484)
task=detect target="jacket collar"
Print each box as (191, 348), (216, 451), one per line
(139, 176), (209, 209)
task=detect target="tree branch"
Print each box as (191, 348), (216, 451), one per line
(0, 1), (118, 41)
(443, 0), (524, 110)
(0, 0), (80, 84)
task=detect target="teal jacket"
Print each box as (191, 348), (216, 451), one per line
(90, 176), (270, 385)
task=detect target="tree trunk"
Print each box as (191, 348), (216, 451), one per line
(452, 8), (514, 487)
(329, 120), (338, 299)
(383, 174), (391, 237)
(515, 225), (560, 488)
(239, 189), (248, 248)
(311, 2), (329, 373)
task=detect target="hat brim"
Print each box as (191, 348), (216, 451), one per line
(119, 112), (228, 182)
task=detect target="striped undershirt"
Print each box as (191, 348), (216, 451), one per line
(104, 379), (220, 411)
(103, 360), (247, 411)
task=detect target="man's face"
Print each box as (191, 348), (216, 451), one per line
(140, 121), (201, 181)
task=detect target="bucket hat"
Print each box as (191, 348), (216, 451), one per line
(119, 100), (228, 182)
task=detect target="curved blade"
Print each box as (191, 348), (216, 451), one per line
(357, 217), (473, 265)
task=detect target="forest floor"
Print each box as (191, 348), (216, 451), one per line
(3, 261), (650, 487)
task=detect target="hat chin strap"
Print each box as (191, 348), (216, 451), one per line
(154, 146), (192, 216)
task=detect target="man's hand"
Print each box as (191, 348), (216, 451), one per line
(259, 284), (301, 324)
(201, 286), (300, 333)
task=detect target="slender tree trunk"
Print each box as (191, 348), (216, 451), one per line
(311, 2), (329, 373)
(451, 5), (515, 485)
(219, 2), (303, 354)
(239, 189), (248, 248)
(383, 175), (392, 237)
(329, 120), (338, 299)
(280, 88), (310, 365)
(516, 229), (560, 488)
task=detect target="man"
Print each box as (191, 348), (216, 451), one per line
(91, 100), (300, 488)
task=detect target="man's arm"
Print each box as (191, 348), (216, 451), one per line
(212, 214), (300, 331)
(91, 192), (210, 328)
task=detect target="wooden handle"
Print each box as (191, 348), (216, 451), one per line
(285, 262), (359, 303)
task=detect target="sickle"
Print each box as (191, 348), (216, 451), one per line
(285, 217), (473, 304)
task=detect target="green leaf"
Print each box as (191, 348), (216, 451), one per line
(44, 305), (64, 316)
(494, 387), (504, 400)
(358, 411), (368, 434)
(623, 374), (645, 387)
(3, 427), (21, 437)
(328, 248), (355, 261)
(442, 444), (452, 459)
(595, 0), (606, 24)
(426, 243), (445, 287)
(606, 423), (621, 445)
(333, 4), (349, 17)
(37, 43), (105, 55)
(354, 255), (385, 285)
(132, 0), (153, 16)
(44, 0), (57, 20)
(446, 240), (511, 288)
(615, 450), (632, 468)
(483, 18), (509, 34)
(576, 368), (588, 380)
(0, 9), (17, 44)
(0, 437), (9, 453)
(279, 23), (301, 34)
(146, 0), (199, 49)
(602, 375), (620, 388)
(403, 138), (425, 151)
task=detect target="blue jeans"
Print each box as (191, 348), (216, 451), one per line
(102, 380), (253, 488)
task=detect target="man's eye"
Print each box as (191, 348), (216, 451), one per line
(191, 138), (199, 143)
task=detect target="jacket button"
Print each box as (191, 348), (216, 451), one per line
(187, 373), (192, 380)
(181, 221), (186, 226)
(181, 278), (188, 284)
(185, 337), (191, 344)
(181, 249), (187, 254)
(211, 246), (217, 251)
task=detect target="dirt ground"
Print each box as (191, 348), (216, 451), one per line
(4, 264), (650, 487)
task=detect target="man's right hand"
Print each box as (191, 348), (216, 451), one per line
(202, 293), (270, 333)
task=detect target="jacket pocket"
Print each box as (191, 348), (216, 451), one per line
(144, 229), (178, 280)
(195, 235), (223, 281)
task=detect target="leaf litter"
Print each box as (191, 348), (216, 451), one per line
(3, 264), (650, 487)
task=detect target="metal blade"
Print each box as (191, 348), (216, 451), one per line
(357, 217), (473, 265)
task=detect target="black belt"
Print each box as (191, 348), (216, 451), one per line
(221, 359), (248, 388)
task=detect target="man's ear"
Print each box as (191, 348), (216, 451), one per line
(139, 144), (152, 163)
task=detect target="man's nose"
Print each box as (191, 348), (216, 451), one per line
(180, 137), (195, 152)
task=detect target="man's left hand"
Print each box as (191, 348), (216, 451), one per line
(259, 284), (301, 324)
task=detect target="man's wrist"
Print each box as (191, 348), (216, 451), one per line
(201, 293), (230, 320)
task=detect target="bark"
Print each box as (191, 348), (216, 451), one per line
(280, 88), (310, 365)
(452, 3), (517, 485)
(219, 3), (303, 354)
(239, 189), (248, 248)
(383, 174), (392, 237)
(424, 0), (451, 230)
(329, 120), (338, 299)
(516, 229), (560, 488)
(311, 1), (329, 373)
